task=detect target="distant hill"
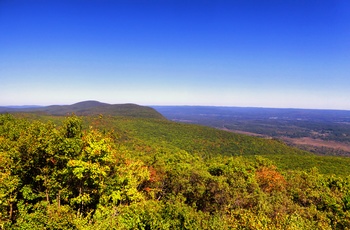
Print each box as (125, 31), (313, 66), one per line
(0, 100), (165, 119)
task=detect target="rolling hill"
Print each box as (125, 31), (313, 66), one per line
(85, 115), (350, 176)
(0, 100), (165, 119)
(2, 101), (350, 175)
(2, 104), (350, 228)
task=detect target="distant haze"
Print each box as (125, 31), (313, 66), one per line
(1, 1), (349, 110)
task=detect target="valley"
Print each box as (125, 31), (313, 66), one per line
(153, 106), (350, 156)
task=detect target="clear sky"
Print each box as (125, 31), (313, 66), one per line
(1, 0), (349, 109)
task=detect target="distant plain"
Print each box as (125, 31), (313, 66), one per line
(153, 106), (350, 156)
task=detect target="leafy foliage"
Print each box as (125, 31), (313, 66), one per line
(1, 113), (350, 229)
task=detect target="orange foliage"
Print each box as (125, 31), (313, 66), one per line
(149, 166), (161, 183)
(256, 166), (286, 193)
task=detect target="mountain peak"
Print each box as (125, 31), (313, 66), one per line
(71, 100), (110, 108)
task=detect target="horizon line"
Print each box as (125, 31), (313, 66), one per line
(1, 100), (350, 112)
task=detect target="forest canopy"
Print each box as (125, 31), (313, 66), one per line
(1, 113), (350, 229)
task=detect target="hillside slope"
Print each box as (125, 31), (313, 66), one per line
(2, 113), (350, 229)
(85, 115), (350, 176)
(153, 106), (350, 156)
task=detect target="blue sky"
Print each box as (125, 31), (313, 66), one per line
(1, 0), (349, 109)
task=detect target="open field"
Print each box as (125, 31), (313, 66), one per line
(220, 127), (266, 137)
(224, 129), (350, 156)
(283, 137), (350, 152)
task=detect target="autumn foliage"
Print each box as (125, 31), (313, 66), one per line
(1, 114), (350, 229)
(256, 166), (286, 193)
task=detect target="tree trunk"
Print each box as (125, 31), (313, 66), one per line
(79, 186), (83, 212)
(57, 190), (61, 208)
(46, 188), (49, 203)
(9, 202), (13, 221)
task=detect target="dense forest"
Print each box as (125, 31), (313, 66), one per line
(1, 112), (350, 229)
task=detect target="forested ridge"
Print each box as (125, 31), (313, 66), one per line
(0, 101), (164, 119)
(1, 113), (350, 229)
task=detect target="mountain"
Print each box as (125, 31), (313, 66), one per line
(0, 100), (165, 119)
